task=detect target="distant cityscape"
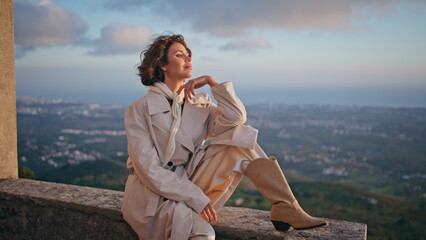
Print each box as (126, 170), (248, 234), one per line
(17, 96), (426, 202)
(17, 96), (127, 169)
(244, 102), (426, 195)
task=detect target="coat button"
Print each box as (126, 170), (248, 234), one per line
(167, 161), (173, 167)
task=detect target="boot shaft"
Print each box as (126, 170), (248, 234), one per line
(244, 157), (296, 205)
(245, 157), (328, 230)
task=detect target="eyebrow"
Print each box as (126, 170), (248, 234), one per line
(174, 50), (189, 55)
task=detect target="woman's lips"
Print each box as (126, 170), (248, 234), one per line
(185, 65), (192, 69)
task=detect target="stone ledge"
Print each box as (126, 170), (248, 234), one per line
(0, 178), (137, 240)
(215, 207), (366, 240)
(0, 178), (366, 239)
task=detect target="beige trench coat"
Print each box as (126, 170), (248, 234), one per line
(122, 82), (262, 240)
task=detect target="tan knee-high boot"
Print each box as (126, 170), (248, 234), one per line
(244, 157), (327, 231)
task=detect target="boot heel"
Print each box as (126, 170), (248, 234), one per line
(271, 221), (291, 231)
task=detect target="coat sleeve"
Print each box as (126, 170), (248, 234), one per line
(207, 81), (247, 138)
(124, 100), (211, 213)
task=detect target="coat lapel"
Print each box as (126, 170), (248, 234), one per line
(146, 92), (197, 153)
(146, 92), (170, 116)
(175, 102), (199, 153)
(181, 101), (210, 143)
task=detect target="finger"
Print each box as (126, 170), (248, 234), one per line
(201, 211), (209, 222)
(209, 206), (217, 221)
(186, 82), (193, 97)
(182, 83), (189, 98)
(210, 207), (218, 222)
(181, 85), (188, 100)
(191, 85), (196, 97)
(189, 83), (196, 99)
(185, 90), (192, 100)
(206, 208), (214, 223)
(185, 87), (192, 101)
(203, 210), (211, 222)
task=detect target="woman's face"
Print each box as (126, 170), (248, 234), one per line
(162, 42), (192, 82)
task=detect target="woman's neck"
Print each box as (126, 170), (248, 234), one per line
(163, 78), (184, 93)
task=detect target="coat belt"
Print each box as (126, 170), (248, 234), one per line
(130, 162), (183, 175)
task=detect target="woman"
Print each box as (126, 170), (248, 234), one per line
(122, 34), (327, 240)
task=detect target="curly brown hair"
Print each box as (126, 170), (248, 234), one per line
(138, 34), (191, 86)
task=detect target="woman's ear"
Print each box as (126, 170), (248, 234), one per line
(159, 62), (167, 71)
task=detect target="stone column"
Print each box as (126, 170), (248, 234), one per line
(0, 0), (18, 179)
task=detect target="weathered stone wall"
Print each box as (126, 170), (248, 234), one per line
(0, 178), (367, 240)
(0, 0), (18, 179)
(0, 179), (137, 240)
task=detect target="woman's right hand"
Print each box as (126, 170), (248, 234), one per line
(178, 75), (218, 101)
(200, 203), (218, 223)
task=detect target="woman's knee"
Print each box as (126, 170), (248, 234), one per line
(190, 212), (215, 239)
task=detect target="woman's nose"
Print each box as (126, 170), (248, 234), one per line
(186, 56), (191, 62)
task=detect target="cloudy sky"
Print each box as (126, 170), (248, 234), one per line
(14, 0), (426, 106)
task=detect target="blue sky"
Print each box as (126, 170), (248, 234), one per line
(14, 0), (426, 106)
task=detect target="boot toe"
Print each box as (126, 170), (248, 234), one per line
(293, 219), (328, 230)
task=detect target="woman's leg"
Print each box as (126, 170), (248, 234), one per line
(190, 144), (267, 208)
(191, 142), (327, 231)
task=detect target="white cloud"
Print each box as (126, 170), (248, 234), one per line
(85, 24), (153, 55)
(14, 0), (88, 57)
(219, 39), (271, 52)
(105, 0), (426, 36)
